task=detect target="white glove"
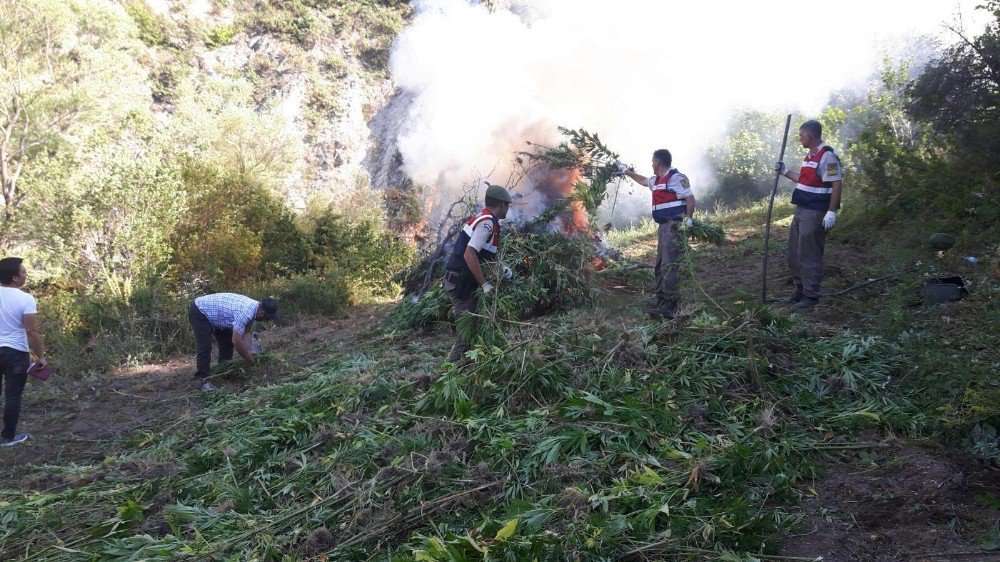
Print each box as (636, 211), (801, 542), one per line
(482, 282), (495, 294)
(502, 266), (513, 280)
(615, 160), (629, 174)
(774, 161), (787, 175)
(683, 217), (694, 229)
(823, 211), (836, 230)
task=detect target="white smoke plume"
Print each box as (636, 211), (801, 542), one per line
(389, 0), (986, 221)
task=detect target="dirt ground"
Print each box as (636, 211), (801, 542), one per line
(780, 443), (1000, 561)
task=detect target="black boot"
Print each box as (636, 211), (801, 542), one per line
(787, 286), (804, 304)
(647, 299), (677, 318)
(794, 297), (819, 309)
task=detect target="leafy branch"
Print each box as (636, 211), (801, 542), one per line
(520, 126), (623, 217)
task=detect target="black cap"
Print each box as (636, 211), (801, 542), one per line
(260, 297), (280, 320)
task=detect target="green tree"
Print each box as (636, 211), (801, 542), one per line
(169, 74), (303, 188)
(171, 163), (313, 289)
(0, 0), (147, 248)
(908, 0), (1000, 160)
(70, 148), (187, 299)
(706, 111), (789, 206)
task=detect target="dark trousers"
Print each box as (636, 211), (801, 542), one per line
(0, 346), (29, 439)
(442, 270), (479, 363)
(188, 303), (234, 378)
(654, 219), (683, 303)
(787, 207), (828, 299)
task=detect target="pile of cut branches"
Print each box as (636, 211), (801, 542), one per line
(385, 233), (597, 340)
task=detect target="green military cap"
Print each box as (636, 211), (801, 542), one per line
(485, 184), (513, 204)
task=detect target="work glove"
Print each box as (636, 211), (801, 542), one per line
(774, 161), (787, 175)
(482, 282), (495, 294)
(615, 160), (629, 175)
(823, 211), (836, 230)
(683, 217), (694, 229)
(502, 265), (513, 280)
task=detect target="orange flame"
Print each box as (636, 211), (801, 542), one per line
(538, 167), (589, 235)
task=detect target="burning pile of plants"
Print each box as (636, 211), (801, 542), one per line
(388, 126), (725, 340)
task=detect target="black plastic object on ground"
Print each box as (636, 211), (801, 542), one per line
(920, 276), (969, 303)
(928, 232), (956, 251)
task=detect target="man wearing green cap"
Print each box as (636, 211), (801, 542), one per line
(442, 184), (512, 363)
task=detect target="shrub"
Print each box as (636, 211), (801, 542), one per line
(123, 0), (168, 46)
(205, 24), (238, 48)
(41, 280), (190, 376)
(306, 205), (414, 300)
(842, 64), (1000, 249)
(70, 148), (187, 300)
(307, 85), (341, 113)
(172, 164), (313, 289)
(321, 53), (349, 77)
(251, 268), (352, 318)
(247, 1), (317, 47)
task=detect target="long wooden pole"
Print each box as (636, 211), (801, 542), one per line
(761, 114), (793, 304)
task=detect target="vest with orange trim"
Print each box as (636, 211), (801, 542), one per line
(650, 169), (686, 223)
(791, 146), (835, 211)
(446, 208), (501, 272)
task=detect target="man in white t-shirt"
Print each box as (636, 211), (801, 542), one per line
(0, 257), (47, 448)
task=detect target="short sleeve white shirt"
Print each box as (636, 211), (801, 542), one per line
(467, 220), (495, 253)
(812, 143), (843, 182)
(0, 287), (37, 352)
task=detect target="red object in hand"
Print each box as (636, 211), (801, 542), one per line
(28, 362), (52, 381)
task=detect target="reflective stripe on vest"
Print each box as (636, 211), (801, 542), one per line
(794, 184), (833, 194)
(792, 145), (835, 210)
(649, 168), (687, 223)
(794, 146), (832, 191)
(446, 209), (501, 272)
(650, 169), (687, 221)
(653, 201), (686, 210)
(651, 171), (679, 206)
(462, 213), (499, 254)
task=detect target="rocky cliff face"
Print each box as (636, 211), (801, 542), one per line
(137, 0), (412, 212)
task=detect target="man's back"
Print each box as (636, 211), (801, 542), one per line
(194, 293), (258, 333)
(0, 287), (35, 352)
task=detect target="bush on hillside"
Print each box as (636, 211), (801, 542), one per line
(41, 280), (190, 375)
(306, 205), (415, 301)
(69, 149), (188, 300)
(172, 163), (313, 289)
(123, 0), (169, 47)
(908, 0), (1000, 160)
(246, 1), (317, 47)
(845, 65), (1000, 248)
(252, 269), (352, 318)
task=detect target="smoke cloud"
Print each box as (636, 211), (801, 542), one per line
(389, 0), (985, 221)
